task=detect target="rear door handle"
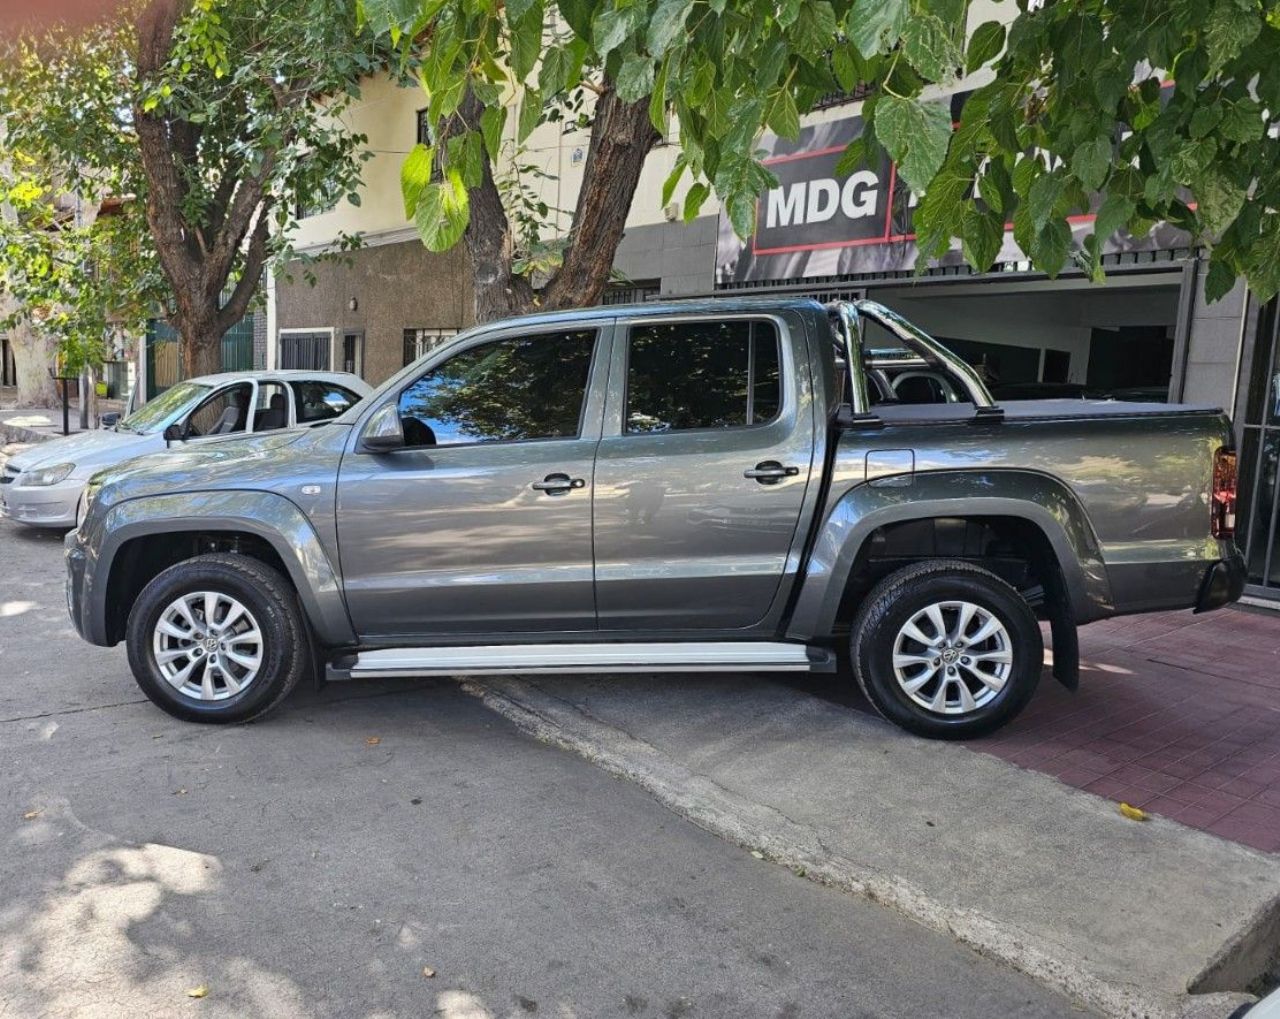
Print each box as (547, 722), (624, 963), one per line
(532, 472), (586, 495)
(744, 460), (800, 485)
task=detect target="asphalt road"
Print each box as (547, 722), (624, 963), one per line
(0, 513), (1091, 1018)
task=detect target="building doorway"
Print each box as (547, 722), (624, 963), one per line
(1239, 302), (1280, 594)
(342, 331), (365, 378)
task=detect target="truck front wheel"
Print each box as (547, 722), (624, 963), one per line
(125, 553), (310, 724)
(849, 560), (1043, 740)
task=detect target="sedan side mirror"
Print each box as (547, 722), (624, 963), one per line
(163, 422), (186, 446)
(361, 402), (405, 452)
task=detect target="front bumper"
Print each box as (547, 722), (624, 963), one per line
(0, 477), (83, 528)
(1194, 552), (1247, 613)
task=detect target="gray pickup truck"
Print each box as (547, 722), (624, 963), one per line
(65, 298), (1245, 738)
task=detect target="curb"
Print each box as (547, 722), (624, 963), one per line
(461, 676), (1259, 1019)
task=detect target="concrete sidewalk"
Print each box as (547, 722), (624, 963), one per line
(464, 672), (1280, 1019)
(0, 401), (126, 445)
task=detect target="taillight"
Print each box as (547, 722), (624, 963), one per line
(1211, 448), (1237, 539)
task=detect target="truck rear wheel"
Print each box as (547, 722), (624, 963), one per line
(849, 560), (1043, 740)
(125, 553), (309, 724)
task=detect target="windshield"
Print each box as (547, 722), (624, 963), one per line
(119, 382), (214, 434)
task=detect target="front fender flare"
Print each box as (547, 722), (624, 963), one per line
(785, 469), (1112, 642)
(85, 490), (356, 648)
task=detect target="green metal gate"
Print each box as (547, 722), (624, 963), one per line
(145, 311), (256, 400)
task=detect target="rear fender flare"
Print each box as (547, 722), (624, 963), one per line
(785, 470), (1112, 642)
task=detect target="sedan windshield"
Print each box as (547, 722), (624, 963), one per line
(118, 382), (214, 434)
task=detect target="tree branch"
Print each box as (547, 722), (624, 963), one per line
(215, 202), (271, 334)
(541, 87), (660, 310)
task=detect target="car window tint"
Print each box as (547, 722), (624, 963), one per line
(186, 383), (252, 437)
(292, 381), (360, 423)
(398, 330), (596, 447)
(625, 320), (782, 433)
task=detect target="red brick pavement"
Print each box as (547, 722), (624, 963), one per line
(971, 605), (1280, 853)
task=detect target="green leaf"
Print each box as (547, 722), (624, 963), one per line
(1205, 1), (1261, 72)
(616, 54), (655, 103)
(518, 88), (542, 142)
(1195, 166), (1247, 234)
(1030, 217), (1071, 278)
(1070, 136), (1112, 192)
(558, 0), (599, 40)
(765, 87), (800, 140)
(1204, 256), (1238, 304)
(846, 0), (908, 58)
(901, 13), (959, 81)
(400, 142), (434, 219)
(874, 96), (951, 194)
(508, 4), (544, 81)
(1092, 193), (1134, 241)
(539, 44), (574, 95)
(661, 156), (687, 206)
(593, 6), (639, 59)
(965, 20), (1005, 74)
(793, 2), (839, 57)
(1245, 215), (1280, 302)
(1218, 98), (1265, 143)
(414, 169), (469, 252)
(480, 105), (507, 161)
(683, 181), (709, 222)
(1027, 171), (1064, 231)
(961, 205), (1003, 271)
(650, 55), (670, 135)
(647, 0), (691, 57)
(832, 43), (864, 93)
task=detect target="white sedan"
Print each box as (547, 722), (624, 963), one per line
(0, 370), (371, 528)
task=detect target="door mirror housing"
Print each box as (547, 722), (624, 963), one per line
(163, 422), (187, 446)
(361, 402), (405, 452)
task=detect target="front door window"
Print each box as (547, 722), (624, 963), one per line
(184, 383), (253, 437)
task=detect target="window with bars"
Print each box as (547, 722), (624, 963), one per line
(404, 328), (458, 366)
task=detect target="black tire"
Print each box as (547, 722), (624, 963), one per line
(126, 553), (310, 724)
(849, 560), (1043, 740)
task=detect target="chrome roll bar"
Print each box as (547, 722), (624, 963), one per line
(852, 299), (999, 411)
(826, 301), (873, 417)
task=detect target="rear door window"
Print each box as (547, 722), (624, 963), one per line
(624, 320), (782, 434)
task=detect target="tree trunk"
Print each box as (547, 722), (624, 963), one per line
(9, 320), (59, 408)
(184, 326), (224, 379)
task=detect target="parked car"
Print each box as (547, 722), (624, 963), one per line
(64, 299), (1244, 739)
(1, 370), (370, 528)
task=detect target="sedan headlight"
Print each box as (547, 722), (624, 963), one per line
(19, 462), (75, 487)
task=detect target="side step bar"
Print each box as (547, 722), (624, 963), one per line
(328, 642), (836, 680)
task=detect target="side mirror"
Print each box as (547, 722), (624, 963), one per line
(361, 402), (405, 452)
(163, 423), (186, 446)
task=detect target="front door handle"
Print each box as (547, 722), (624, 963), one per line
(744, 460), (800, 485)
(531, 472), (586, 495)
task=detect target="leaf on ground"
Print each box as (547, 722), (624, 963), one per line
(187, 985), (209, 999)
(22, 810), (41, 821)
(1118, 802), (1148, 822)
(422, 966), (437, 978)
(750, 849), (764, 859)
(365, 737), (382, 746)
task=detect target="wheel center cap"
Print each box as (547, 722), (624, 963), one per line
(203, 636), (219, 652)
(941, 648), (959, 665)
